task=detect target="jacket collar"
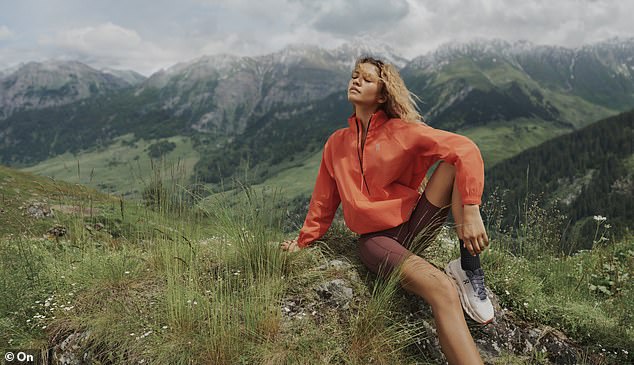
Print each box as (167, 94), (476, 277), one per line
(347, 109), (390, 132)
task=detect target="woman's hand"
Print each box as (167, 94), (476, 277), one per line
(280, 238), (301, 252)
(460, 205), (489, 256)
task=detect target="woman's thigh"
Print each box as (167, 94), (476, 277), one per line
(357, 234), (413, 278)
(357, 192), (451, 276)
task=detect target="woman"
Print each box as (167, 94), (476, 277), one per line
(280, 56), (492, 364)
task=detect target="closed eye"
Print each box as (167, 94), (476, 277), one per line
(351, 75), (372, 83)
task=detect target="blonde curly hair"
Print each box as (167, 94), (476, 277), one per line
(353, 56), (426, 125)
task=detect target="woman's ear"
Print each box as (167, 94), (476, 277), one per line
(377, 86), (387, 104)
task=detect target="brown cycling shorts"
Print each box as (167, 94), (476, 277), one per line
(357, 193), (450, 277)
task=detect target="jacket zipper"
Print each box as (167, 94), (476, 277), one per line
(356, 115), (372, 195)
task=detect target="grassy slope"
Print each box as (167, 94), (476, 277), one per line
(21, 134), (199, 197)
(1, 165), (631, 364)
(0, 164), (112, 237)
(459, 118), (572, 167)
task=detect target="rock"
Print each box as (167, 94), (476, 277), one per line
(20, 201), (54, 219)
(52, 331), (92, 365)
(316, 259), (352, 271)
(400, 287), (599, 365)
(316, 279), (354, 309)
(47, 225), (67, 238)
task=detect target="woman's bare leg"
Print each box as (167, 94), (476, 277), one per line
(400, 162), (483, 364)
(400, 256), (483, 364)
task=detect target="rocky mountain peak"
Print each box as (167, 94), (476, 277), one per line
(0, 59), (133, 119)
(100, 67), (146, 86)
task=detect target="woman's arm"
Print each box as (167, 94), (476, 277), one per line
(292, 138), (341, 249)
(407, 123), (485, 206)
(407, 123), (488, 254)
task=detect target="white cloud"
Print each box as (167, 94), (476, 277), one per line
(2, 0), (634, 75)
(384, 0), (634, 57)
(37, 23), (181, 75)
(40, 22), (142, 51)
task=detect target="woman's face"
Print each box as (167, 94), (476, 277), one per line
(347, 62), (385, 107)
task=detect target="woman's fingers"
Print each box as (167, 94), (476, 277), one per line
(473, 239), (481, 254)
(464, 238), (476, 256)
(464, 236), (488, 255)
(468, 236), (488, 254)
(280, 239), (300, 252)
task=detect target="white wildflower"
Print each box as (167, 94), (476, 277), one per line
(593, 215), (607, 222)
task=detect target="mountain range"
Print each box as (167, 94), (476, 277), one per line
(1, 38), (633, 194)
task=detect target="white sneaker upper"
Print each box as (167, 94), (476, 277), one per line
(445, 258), (495, 324)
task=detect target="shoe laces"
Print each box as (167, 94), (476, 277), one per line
(465, 268), (487, 300)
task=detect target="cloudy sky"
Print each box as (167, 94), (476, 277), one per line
(1, 0), (632, 76)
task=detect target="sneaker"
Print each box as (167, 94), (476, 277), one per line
(445, 258), (494, 324)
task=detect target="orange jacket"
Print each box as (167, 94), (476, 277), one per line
(297, 109), (484, 248)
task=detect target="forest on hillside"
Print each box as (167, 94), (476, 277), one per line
(484, 109), (633, 243)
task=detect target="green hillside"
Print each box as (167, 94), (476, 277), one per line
(484, 109), (634, 246)
(22, 134), (199, 197)
(0, 164), (114, 237)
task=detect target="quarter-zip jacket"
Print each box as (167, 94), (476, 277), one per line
(297, 109), (484, 248)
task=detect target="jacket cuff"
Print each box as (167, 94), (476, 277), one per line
(462, 197), (481, 206)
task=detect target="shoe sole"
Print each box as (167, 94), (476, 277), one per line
(445, 264), (494, 325)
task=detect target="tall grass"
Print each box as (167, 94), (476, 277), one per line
(481, 185), (634, 364)
(1, 158), (294, 363)
(348, 261), (428, 365)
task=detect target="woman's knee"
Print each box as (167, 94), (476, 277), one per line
(427, 274), (461, 308)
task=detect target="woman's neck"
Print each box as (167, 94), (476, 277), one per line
(355, 106), (380, 132)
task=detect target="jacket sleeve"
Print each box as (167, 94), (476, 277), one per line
(411, 124), (485, 206)
(297, 138), (341, 248)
